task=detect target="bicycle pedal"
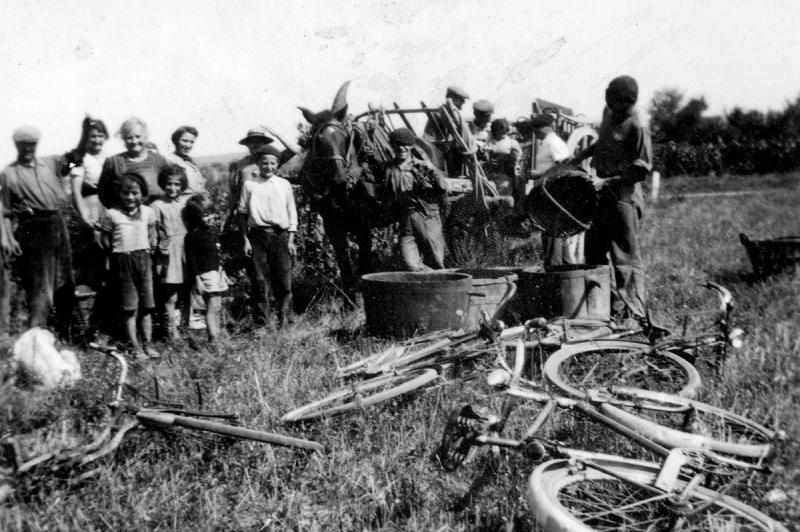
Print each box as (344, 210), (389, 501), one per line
(655, 448), (692, 492)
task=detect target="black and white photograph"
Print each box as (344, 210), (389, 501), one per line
(1, 1), (798, 530)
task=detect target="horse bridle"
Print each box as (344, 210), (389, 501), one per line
(308, 120), (355, 168)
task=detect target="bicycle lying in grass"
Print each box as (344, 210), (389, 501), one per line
(281, 314), (646, 423)
(437, 325), (783, 530)
(282, 281), (738, 424)
(1, 343), (322, 497)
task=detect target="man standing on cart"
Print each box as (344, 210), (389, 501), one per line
(423, 86), (476, 176)
(468, 99), (494, 152)
(567, 75), (652, 321)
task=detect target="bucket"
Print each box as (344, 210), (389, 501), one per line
(517, 265), (610, 321)
(454, 268), (518, 326)
(740, 233), (800, 280)
(523, 167), (597, 238)
(361, 272), (473, 338)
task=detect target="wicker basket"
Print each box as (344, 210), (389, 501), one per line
(522, 167), (597, 238)
(740, 233), (800, 280)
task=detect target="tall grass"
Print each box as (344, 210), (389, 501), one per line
(1, 174), (799, 531)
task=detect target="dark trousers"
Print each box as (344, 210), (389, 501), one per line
(584, 190), (645, 318)
(400, 210), (445, 271)
(14, 213), (75, 335)
(0, 264), (12, 338)
(248, 228), (293, 325)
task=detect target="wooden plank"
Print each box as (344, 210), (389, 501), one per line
(392, 103), (416, 134)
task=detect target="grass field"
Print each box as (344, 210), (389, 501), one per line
(2, 173), (799, 531)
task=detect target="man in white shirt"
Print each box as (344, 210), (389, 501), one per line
(528, 114), (581, 266)
(529, 114), (570, 184)
(468, 99), (494, 151)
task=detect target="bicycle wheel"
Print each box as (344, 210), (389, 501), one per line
(599, 399), (775, 466)
(280, 368), (439, 422)
(544, 340), (702, 400)
(528, 456), (788, 532)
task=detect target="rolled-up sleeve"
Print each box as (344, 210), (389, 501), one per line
(626, 125), (653, 183)
(237, 180), (250, 215)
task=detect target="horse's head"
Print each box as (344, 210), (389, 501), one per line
(297, 81), (355, 193)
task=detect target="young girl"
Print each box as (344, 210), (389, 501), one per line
(150, 166), (190, 340)
(99, 174), (159, 360)
(183, 194), (227, 344)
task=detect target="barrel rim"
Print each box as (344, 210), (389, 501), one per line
(361, 271), (473, 284)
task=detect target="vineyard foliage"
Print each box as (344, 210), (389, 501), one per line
(649, 88), (800, 177)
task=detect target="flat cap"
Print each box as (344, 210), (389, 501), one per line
(13, 126), (41, 143)
(473, 100), (494, 113)
(238, 127), (275, 146)
(389, 128), (416, 146)
(529, 114), (555, 128)
(254, 144), (283, 158)
(446, 86), (470, 99)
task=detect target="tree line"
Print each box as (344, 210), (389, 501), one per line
(649, 88), (800, 177)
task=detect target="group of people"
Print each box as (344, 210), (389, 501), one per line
(0, 73), (653, 353)
(406, 76), (652, 322)
(0, 117), (300, 358)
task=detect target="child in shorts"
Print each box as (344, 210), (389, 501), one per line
(183, 194), (227, 343)
(99, 173), (159, 360)
(150, 166), (190, 340)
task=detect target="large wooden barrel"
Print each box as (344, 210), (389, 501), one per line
(517, 265), (610, 321)
(361, 272), (473, 338)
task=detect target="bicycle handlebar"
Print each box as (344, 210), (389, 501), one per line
(89, 343), (127, 406)
(704, 282), (733, 312)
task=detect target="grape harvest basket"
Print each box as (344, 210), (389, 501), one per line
(740, 233), (800, 280)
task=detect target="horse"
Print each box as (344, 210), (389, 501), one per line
(296, 82), (445, 296)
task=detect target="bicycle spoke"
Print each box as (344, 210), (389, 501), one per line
(556, 478), (769, 531)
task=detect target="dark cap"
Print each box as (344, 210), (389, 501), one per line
(238, 128), (275, 146)
(473, 100), (494, 113)
(446, 86), (470, 100)
(13, 126), (41, 143)
(606, 76), (638, 106)
(389, 128), (416, 146)
(254, 144), (282, 158)
(529, 114), (555, 128)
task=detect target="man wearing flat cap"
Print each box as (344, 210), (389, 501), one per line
(568, 75), (653, 321)
(423, 86), (476, 176)
(379, 128), (448, 271)
(469, 99), (495, 151)
(0, 127), (75, 337)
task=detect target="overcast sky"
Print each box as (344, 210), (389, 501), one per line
(1, 0), (799, 162)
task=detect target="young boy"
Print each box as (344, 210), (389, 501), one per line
(99, 173), (159, 359)
(568, 75), (653, 321)
(237, 144), (297, 327)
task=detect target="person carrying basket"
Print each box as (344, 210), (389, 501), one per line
(566, 75), (653, 321)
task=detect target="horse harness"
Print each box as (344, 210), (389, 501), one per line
(308, 120), (355, 170)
